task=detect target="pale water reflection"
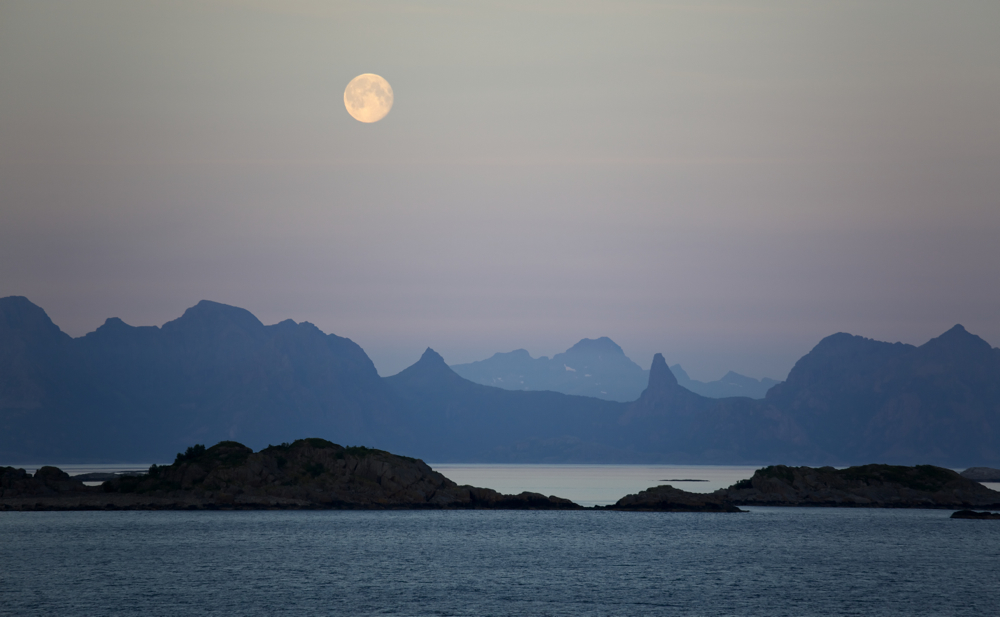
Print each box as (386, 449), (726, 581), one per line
(19, 464), (153, 476)
(430, 464), (760, 506)
(14, 463), (996, 506)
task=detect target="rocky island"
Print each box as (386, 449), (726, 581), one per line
(0, 439), (580, 511)
(5, 441), (1000, 513)
(717, 464), (1000, 509)
(950, 510), (1000, 519)
(601, 463), (1000, 512)
(604, 485), (743, 512)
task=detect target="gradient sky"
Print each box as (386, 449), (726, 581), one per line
(2, 0), (998, 380)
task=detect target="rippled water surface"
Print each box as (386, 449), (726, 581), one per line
(2, 508), (999, 616)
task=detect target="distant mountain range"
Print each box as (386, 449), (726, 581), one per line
(449, 337), (780, 401)
(0, 297), (404, 463)
(2, 296), (999, 467)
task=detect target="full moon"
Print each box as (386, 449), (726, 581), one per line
(344, 74), (393, 123)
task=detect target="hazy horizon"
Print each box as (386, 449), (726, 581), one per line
(2, 0), (998, 381)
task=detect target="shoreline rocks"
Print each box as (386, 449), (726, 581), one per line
(1, 440), (582, 511)
(604, 485), (743, 512)
(6, 448), (1000, 513)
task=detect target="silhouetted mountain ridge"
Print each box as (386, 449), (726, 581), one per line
(451, 337), (780, 401)
(0, 297), (404, 462)
(1, 296), (998, 466)
(764, 325), (1000, 464)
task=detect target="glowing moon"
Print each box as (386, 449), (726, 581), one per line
(344, 74), (393, 123)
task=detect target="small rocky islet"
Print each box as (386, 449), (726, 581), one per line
(602, 463), (1000, 512)
(717, 463), (1000, 509)
(3, 439), (1000, 513)
(951, 510), (1000, 519)
(959, 466), (1000, 482)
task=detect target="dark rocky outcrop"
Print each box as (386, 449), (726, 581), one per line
(0, 439), (581, 511)
(607, 464), (1000, 512)
(960, 467), (1000, 482)
(951, 510), (1000, 519)
(719, 464), (1000, 508)
(8, 451), (999, 513)
(606, 485), (743, 512)
(1, 465), (89, 497)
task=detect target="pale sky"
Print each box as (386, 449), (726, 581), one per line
(1, 0), (998, 380)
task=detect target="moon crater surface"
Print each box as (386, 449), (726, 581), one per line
(344, 74), (393, 123)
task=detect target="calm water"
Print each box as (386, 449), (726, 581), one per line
(15, 464), (757, 501)
(2, 508), (998, 616)
(431, 465), (759, 506)
(20, 464), (998, 505)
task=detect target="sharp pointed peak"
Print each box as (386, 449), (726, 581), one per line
(629, 352), (690, 407)
(386, 346), (473, 388)
(936, 324), (977, 341)
(419, 347), (446, 365)
(921, 323), (991, 353)
(648, 353), (679, 388)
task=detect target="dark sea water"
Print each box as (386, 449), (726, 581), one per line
(2, 508), (999, 616)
